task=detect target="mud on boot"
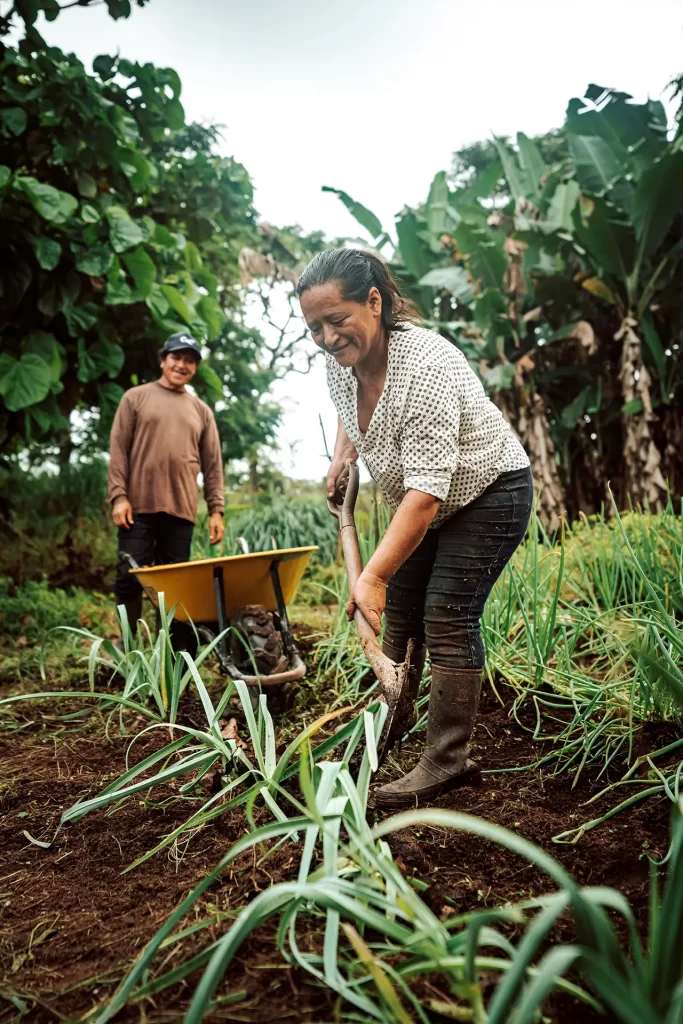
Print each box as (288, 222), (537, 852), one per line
(374, 666), (483, 808)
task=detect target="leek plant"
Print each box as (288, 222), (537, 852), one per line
(91, 697), (683, 1024)
(0, 595), (226, 731)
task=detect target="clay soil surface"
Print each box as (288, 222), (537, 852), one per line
(0, 631), (672, 1023)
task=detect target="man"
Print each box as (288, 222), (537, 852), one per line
(108, 332), (226, 633)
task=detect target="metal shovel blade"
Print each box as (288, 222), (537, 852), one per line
(327, 462), (411, 760)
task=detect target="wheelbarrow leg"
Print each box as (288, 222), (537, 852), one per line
(270, 559), (294, 656)
(212, 566), (232, 675)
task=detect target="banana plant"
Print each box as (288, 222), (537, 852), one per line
(323, 83), (683, 522)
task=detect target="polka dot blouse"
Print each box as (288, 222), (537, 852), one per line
(326, 322), (530, 528)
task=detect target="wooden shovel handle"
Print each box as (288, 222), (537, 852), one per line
(327, 463), (401, 699)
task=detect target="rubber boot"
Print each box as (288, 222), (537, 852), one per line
(374, 666), (482, 807)
(115, 594), (143, 651)
(383, 637), (426, 746)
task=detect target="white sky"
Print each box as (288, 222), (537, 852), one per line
(40, 0), (683, 482)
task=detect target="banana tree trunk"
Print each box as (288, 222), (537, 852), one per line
(495, 387), (566, 531)
(616, 317), (667, 509)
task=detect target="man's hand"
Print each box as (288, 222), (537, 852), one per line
(112, 499), (134, 529)
(346, 569), (386, 636)
(209, 512), (225, 546)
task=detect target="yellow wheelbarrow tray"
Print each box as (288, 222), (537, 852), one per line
(128, 546), (318, 686)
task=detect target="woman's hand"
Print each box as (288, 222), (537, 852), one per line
(346, 570), (386, 636)
(326, 417), (358, 503)
(327, 455), (353, 503)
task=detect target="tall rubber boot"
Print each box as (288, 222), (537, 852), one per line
(374, 666), (482, 807)
(382, 637), (426, 746)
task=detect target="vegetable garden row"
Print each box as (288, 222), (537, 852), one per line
(2, 498), (682, 1022)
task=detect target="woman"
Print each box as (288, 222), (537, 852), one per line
(297, 248), (533, 808)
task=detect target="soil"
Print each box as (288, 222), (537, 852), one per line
(0, 626), (673, 1024)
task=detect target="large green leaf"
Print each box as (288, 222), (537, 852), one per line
(0, 165), (11, 189)
(63, 299), (98, 337)
(76, 244), (115, 276)
(547, 181), (580, 231)
(631, 152), (683, 261)
(160, 285), (192, 325)
(21, 331), (61, 381)
(425, 171), (454, 241)
(485, 363), (515, 391)
(572, 197), (634, 282)
(0, 107), (27, 136)
(76, 171), (97, 198)
(27, 394), (68, 434)
(566, 87), (667, 175)
(453, 223), (506, 290)
(32, 236), (61, 270)
(77, 338), (125, 382)
(395, 209), (430, 281)
(321, 186), (383, 240)
(459, 160), (503, 203)
(118, 149), (153, 192)
(122, 246), (156, 296)
(568, 135), (623, 194)
(197, 295), (223, 340)
(418, 266), (473, 303)
(0, 353), (52, 411)
(494, 137), (529, 201)
(197, 362), (224, 401)
(106, 205), (144, 253)
(560, 386), (591, 429)
(15, 176), (78, 224)
(146, 284), (170, 323)
(517, 132), (547, 198)
(640, 312), (667, 386)
(81, 204), (100, 225)
(98, 381), (125, 419)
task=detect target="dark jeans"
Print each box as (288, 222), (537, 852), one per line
(114, 512), (194, 603)
(385, 467), (533, 671)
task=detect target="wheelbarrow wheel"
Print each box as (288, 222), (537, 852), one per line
(230, 605), (287, 678)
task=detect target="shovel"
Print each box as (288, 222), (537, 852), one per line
(327, 461), (413, 761)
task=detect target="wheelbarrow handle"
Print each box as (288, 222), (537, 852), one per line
(328, 463), (400, 697)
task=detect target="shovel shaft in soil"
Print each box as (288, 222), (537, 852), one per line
(328, 463), (409, 741)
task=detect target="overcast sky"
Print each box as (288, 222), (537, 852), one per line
(41, 0), (683, 481)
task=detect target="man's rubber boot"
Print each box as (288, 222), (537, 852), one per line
(383, 637), (426, 747)
(374, 666), (482, 808)
(115, 594), (143, 651)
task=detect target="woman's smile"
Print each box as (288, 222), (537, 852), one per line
(325, 338), (353, 357)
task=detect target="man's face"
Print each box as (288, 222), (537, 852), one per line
(160, 350), (199, 390)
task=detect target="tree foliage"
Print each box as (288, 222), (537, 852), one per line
(0, 0), (296, 467)
(325, 84), (683, 521)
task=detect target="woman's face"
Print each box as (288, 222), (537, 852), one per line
(300, 280), (383, 367)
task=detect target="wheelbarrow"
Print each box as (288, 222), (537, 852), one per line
(328, 462), (413, 760)
(124, 546), (317, 687)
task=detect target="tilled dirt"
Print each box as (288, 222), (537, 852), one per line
(0, 655), (672, 1023)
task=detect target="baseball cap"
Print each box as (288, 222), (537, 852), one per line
(161, 332), (203, 361)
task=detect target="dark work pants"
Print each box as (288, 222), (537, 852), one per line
(114, 512), (194, 603)
(385, 467), (533, 671)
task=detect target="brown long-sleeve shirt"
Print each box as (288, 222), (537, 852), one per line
(108, 381), (224, 523)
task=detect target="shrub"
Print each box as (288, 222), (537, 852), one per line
(0, 577), (112, 642)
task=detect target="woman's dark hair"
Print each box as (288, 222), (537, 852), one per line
(296, 248), (420, 333)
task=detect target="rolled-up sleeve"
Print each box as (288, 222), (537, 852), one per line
(400, 366), (460, 500)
